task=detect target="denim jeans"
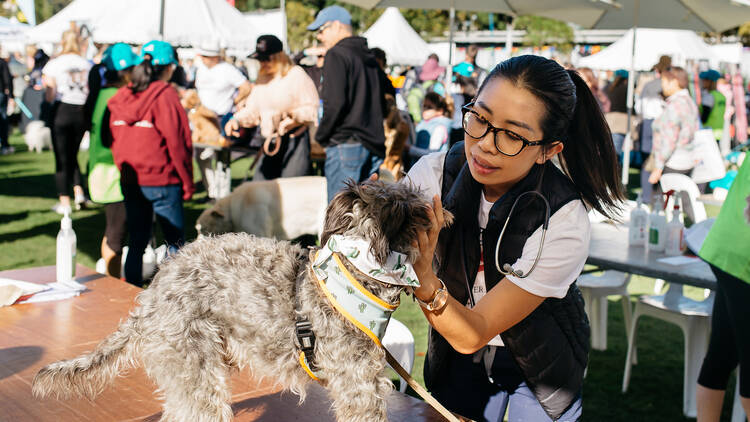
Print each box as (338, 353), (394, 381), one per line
(324, 143), (383, 203)
(122, 184), (184, 286)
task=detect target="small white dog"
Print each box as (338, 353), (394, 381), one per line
(24, 121), (52, 153)
(196, 176), (327, 240)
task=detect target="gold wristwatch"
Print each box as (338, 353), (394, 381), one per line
(416, 278), (449, 312)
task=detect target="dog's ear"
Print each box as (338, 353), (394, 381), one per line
(210, 208), (225, 219)
(320, 186), (357, 246)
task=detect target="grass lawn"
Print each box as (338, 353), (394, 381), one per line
(0, 131), (737, 421)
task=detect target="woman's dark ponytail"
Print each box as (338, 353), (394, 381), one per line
(477, 56), (625, 219)
(129, 55), (170, 93)
(130, 56), (154, 93)
(563, 69), (625, 218)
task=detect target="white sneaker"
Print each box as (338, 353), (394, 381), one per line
(74, 194), (85, 210)
(74, 194), (94, 210)
(51, 203), (72, 215)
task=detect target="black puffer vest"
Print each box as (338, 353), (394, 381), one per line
(425, 142), (590, 420)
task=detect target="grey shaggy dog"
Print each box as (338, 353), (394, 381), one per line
(32, 180), (452, 422)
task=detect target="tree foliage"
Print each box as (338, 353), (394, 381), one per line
(285, 1), (317, 51)
(514, 15), (574, 53)
(34, 0), (72, 24)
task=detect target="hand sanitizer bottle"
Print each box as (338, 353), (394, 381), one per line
(665, 196), (686, 256)
(629, 192), (648, 246)
(648, 194), (667, 252)
(56, 210), (77, 283)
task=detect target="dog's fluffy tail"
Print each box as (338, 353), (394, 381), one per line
(31, 312), (141, 400)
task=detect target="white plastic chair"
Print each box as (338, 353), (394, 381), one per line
(579, 271), (633, 352)
(382, 318), (415, 393)
(622, 283), (714, 417)
(733, 374), (747, 422)
(660, 173), (707, 223)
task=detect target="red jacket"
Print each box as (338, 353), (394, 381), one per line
(108, 81), (194, 200)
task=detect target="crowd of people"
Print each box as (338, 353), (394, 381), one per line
(2, 5), (750, 421)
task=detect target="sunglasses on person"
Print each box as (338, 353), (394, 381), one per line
(461, 102), (555, 156)
(317, 21), (333, 35)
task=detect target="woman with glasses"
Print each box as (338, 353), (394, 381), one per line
(226, 35), (319, 181)
(405, 55), (624, 421)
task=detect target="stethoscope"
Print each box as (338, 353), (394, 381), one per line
(460, 165), (552, 308)
(494, 189), (551, 278)
(494, 164), (551, 279)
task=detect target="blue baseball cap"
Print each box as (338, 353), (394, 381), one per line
(699, 69), (721, 82)
(614, 69), (629, 79)
(102, 43), (137, 71)
(307, 5), (351, 31)
(136, 40), (177, 66)
(453, 62), (475, 78)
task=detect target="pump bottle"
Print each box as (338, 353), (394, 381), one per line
(648, 194), (667, 252)
(629, 193), (648, 246)
(56, 211), (77, 283)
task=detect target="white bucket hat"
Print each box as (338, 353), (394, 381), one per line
(195, 39), (221, 57)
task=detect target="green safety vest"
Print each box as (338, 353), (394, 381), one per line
(703, 90), (726, 140)
(87, 87), (123, 204)
(700, 157), (750, 283)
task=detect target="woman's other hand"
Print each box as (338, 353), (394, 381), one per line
(224, 118), (241, 137)
(414, 195), (444, 278)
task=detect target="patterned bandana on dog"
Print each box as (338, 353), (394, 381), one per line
(314, 235), (421, 288)
(300, 235), (420, 380)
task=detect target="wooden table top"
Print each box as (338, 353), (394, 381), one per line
(587, 222), (717, 290)
(0, 265), (447, 421)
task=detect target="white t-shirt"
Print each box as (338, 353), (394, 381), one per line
(42, 54), (92, 105)
(405, 152), (591, 346)
(195, 62), (248, 116)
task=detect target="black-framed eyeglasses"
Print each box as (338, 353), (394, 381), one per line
(461, 102), (554, 156)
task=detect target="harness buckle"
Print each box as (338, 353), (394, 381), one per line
(295, 317), (318, 370)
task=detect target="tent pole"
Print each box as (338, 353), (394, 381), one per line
(622, 0), (639, 188)
(448, 0), (455, 67)
(159, 0), (165, 39)
(281, 0), (288, 51)
(505, 18), (513, 59)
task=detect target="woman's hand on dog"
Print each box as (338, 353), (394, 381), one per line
(413, 195), (445, 299)
(224, 118), (241, 137)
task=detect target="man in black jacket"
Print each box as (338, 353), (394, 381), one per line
(0, 54), (15, 154)
(308, 5), (385, 202)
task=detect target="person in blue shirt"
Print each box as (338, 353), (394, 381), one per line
(410, 92), (453, 161)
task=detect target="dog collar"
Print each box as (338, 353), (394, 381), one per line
(313, 235), (420, 288)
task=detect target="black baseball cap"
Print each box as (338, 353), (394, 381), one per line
(250, 35), (283, 61)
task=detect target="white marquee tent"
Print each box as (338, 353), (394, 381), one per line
(708, 43), (744, 67)
(576, 28), (717, 71)
(363, 8), (430, 67)
(25, 0), (257, 51)
(244, 9), (284, 43)
(0, 16), (29, 53)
